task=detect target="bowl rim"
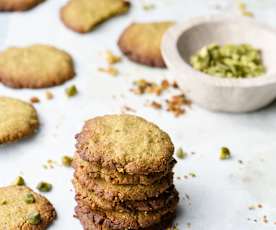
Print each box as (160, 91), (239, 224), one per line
(161, 15), (276, 88)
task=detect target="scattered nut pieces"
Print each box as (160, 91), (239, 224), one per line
(121, 106), (136, 114)
(36, 181), (52, 192)
(30, 96), (40, 104)
(27, 211), (41, 225)
(12, 176), (25, 186)
(24, 193), (36, 204)
(176, 148), (187, 159)
(62, 155), (73, 167)
(45, 91), (54, 100)
(98, 66), (119, 76)
(65, 85), (78, 97)
(104, 51), (121, 64)
(166, 94), (191, 117)
(43, 159), (58, 169)
(189, 172), (197, 178)
(149, 101), (162, 110)
(220, 147), (231, 160)
(131, 79), (169, 96)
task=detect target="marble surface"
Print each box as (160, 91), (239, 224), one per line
(0, 0), (276, 229)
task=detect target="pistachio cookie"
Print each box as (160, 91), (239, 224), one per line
(74, 178), (179, 212)
(75, 114), (174, 175)
(118, 22), (174, 68)
(0, 96), (39, 144)
(0, 44), (75, 89)
(73, 154), (176, 185)
(0, 185), (56, 229)
(74, 172), (173, 202)
(60, 0), (130, 33)
(0, 0), (44, 11)
(75, 198), (177, 230)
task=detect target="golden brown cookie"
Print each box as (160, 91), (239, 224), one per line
(73, 153), (176, 185)
(0, 96), (39, 144)
(60, 0), (130, 33)
(0, 44), (75, 89)
(0, 0), (44, 11)
(74, 172), (173, 202)
(75, 199), (177, 230)
(0, 185), (56, 229)
(118, 22), (174, 68)
(75, 114), (174, 175)
(74, 178), (179, 213)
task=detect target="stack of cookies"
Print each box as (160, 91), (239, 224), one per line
(73, 114), (179, 229)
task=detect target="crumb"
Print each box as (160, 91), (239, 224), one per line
(98, 66), (119, 76)
(176, 148), (187, 159)
(45, 91), (54, 100)
(166, 94), (191, 117)
(30, 96), (40, 103)
(142, 3), (155, 11)
(104, 50), (121, 64)
(131, 79), (169, 96)
(149, 101), (162, 110)
(61, 155), (73, 167)
(257, 204), (263, 209)
(121, 106), (136, 114)
(189, 172), (196, 178)
(238, 160), (244, 164)
(262, 215), (268, 224)
(248, 205), (255, 210)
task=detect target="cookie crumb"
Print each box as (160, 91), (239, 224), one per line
(166, 94), (191, 117)
(62, 155), (73, 167)
(149, 101), (162, 110)
(30, 96), (40, 104)
(45, 91), (54, 100)
(104, 51), (121, 64)
(98, 66), (119, 76)
(65, 85), (78, 97)
(36, 182), (52, 192)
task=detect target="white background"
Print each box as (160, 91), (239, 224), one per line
(1, 0), (276, 229)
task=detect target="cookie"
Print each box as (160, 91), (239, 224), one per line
(74, 172), (173, 202)
(118, 22), (174, 68)
(60, 0), (130, 33)
(74, 178), (179, 212)
(0, 0), (44, 11)
(75, 114), (174, 175)
(75, 198), (177, 230)
(0, 96), (39, 144)
(0, 185), (56, 229)
(73, 154), (176, 185)
(0, 44), (75, 89)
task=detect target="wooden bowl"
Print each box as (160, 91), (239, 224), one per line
(162, 16), (276, 112)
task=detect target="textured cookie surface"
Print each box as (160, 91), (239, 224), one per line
(74, 178), (179, 212)
(60, 0), (130, 33)
(74, 172), (173, 202)
(118, 22), (174, 67)
(76, 114), (174, 174)
(0, 0), (44, 11)
(75, 199), (177, 230)
(0, 185), (56, 230)
(0, 44), (75, 89)
(73, 154), (176, 185)
(0, 96), (39, 144)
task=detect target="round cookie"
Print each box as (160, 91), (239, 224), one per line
(0, 0), (44, 11)
(0, 96), (39, 144)
(0, 185), (56, 229)
(74, 172), (173, 202)
(74, 178), (179, 212)
(60, 0), (130, 33)
(118, 22), (174, 68)
(75, 199), (177, 230)
(75, 114), (174, 175)
(0, 44), (75, 89)
(73, 154), (176, 185)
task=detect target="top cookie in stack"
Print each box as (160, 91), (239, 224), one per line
(73, 114), (179, 230)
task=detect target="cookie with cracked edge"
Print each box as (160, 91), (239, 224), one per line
(118, 22), (174, 68)
(74, 171), (174, 202)
(60, 0), (130, 33)
(0, 44), (75, 89)
(74, 178), (179, 212)
(0, 96), (39, 144)
(0, 185), (56, 230)
(73, 153), (176, 185)
(0, 0), (44, 11)
(75, 114), (174, 175)
(75, 199), (177, 230)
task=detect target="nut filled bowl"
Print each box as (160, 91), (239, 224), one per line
(162, 16), (276, 112)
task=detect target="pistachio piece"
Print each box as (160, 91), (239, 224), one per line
(220, 147), (231, 160)
(13, 176), (25, 186)
(176, 147), (187, 159)
(36, 182), (52, 192)
(27, 211), (41, 225)
(61, 155), (73, 167)
(65, 85), (78, 97)
(24, 193), (36, 204)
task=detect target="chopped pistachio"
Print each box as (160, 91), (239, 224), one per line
(176, 148), (187, 159)
(65, 85), (78, 97)
(143, 4), (155, 11)
(0, 200), (7, 205)
(220, 147), (231, 160)
(24, 193), (36, 204)
(13, 176), (25, 186)
(61, 155), (73, 167)
(27, 211), (41, 225)
(189, 172), (196, 178)
(36, 182), (52, 192)
(191, 44), (265, 78)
